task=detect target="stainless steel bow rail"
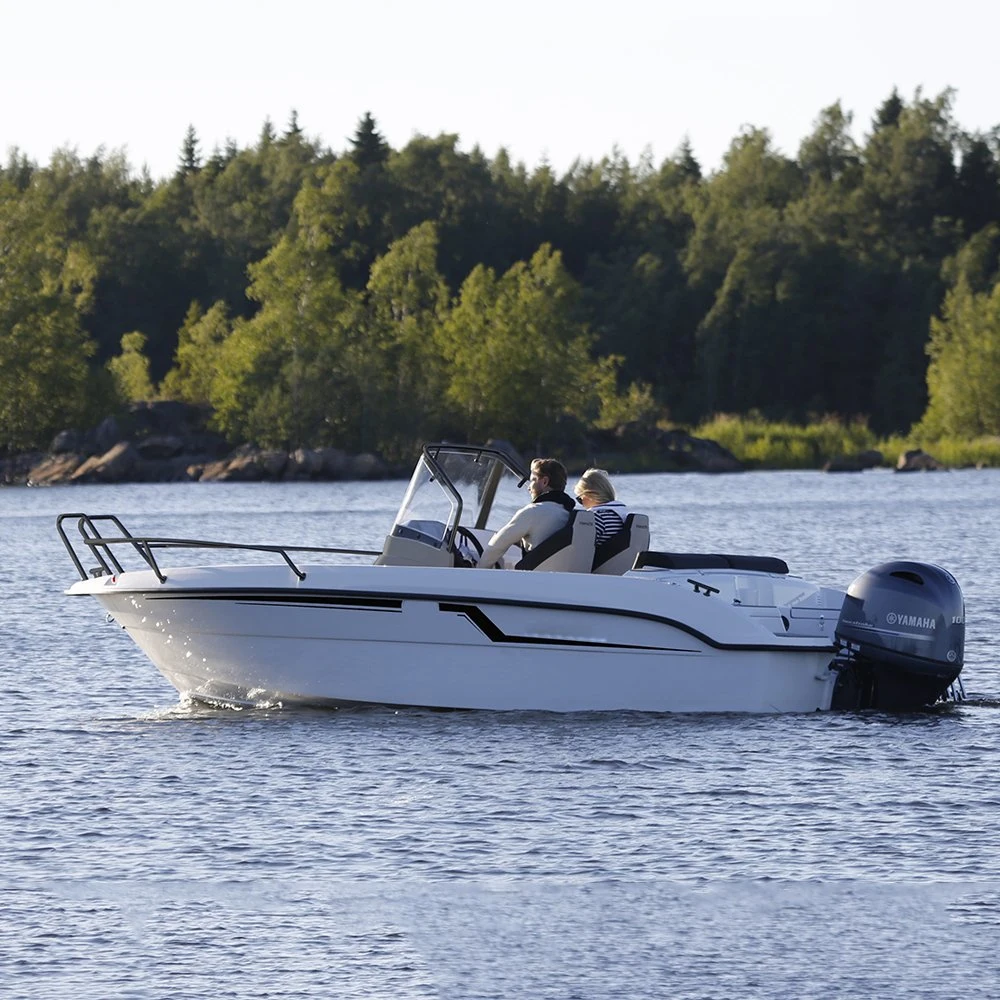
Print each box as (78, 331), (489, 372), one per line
(56, 513), (381, 584)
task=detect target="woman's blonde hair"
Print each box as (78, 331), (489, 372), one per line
(574, 468), (616, 504)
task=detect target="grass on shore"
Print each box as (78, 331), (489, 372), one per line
(690, 414), (1000, 470)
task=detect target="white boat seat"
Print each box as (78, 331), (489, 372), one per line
(592, 513), (650, 575)
(514, 509), (596, 573)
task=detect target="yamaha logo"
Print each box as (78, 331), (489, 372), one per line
(886, 611), (936, 629)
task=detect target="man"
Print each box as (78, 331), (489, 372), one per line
(476, 457), (575, 568)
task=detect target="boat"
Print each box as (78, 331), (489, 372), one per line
(57, 441), (966, 714)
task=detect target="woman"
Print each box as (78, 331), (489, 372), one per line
(573, 468), (630, 545)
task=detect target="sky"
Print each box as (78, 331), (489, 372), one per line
(3, 0), (998, 181)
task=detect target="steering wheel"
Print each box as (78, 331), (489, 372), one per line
(453, 526), (485, 567)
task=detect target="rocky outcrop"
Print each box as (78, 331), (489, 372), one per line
(896, 449), (946, 472)
(586, 424), (744, 472)
(191, 446), (392, 483)
(4, 405), (746, 485)
(0, 451), (45, 485)
(656, 428), (744, 472)
(0, 401), (405, 486)
(823, 449), (884, 473)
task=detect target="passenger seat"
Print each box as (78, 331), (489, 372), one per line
(592, 513), (650, 575)
(514, 510), (597, 572)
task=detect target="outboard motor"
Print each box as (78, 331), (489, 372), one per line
(831, 561), (965, 711)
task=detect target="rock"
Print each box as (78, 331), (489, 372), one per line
(93, 416), (122, 453)
(257, 450), (288, 479)
(580, 425), (743, 473)
(317, 447), (350, 479)
(70, 441), (141, 483)
(856, 449), (884, 469)
(196, 447), (288, 482)
(196, 459), (233, 482)
(823, 451), (883, 473)
(3, 451), (46, 484)
(283, 449), (315, 480)
(282, 447), (351, 480)
(210, 453), (262, 481)
(27, 453), (84, 485)
(136, 434), (185, 460)
(896, 449), (946, 472)
(149, 456), (198, 482)
(49, 429), (85, 454)
(349, 452), (389, 479)
(4, 399), (411, 485)
(126, 400), (206, 436)
(657, 428), (744, 472)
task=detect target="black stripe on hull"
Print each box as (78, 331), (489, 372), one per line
(128, 587), (836, 656)
(145, 591), (402, 612)
(439, 602), (692, 652)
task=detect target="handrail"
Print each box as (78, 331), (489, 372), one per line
(56, 512), (380, 584)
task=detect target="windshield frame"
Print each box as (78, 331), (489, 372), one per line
(389, 443), (530, 550)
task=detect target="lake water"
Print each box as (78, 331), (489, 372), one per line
(2, 469), (999, 999)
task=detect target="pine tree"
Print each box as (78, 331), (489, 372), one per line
(349, 112), (389, 170)
(283, 109), (303, 140)
(178, 125), (201, 174)
(872, 88), (904, 131)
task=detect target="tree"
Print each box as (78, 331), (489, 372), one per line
(798, 102), (861, 186)
(856, 90), (963, 428)
(159, 301), (232, 403)
(858, 90), (961, 259)
(258, 118), (276, 149)
(872, 88), (904, 131)
(956, 133), (1000, 237)
(209, 232), (358, 448)
(295, 155), (394, 289)
(349, 112), (390, 170)
(684, 127), (803, 290)
(0, 185), (105, 451)
(359, 221), (451, 455)
(920, 277), (1000, 436)
(284, 109), (303, 140)
(437, 244), (607, 451)
(582, 145), (702, 420)
(387, 134), (505, 288)
(178, 125), (201, 175)
(107, 331), (155, 401)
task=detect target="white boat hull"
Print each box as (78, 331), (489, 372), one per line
(72, 563), (841, 713)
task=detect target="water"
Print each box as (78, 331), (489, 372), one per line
(2, 470), (999, 998)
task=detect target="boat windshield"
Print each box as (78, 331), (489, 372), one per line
(389, 445), (529, 548)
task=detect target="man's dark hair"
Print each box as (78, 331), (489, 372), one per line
(531, 457), (568, 493)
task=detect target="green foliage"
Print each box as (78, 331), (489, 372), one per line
(159, 301), (232, 403)
(0, 184), (107, 452)
(690, 415), (1000, 470)
(919, 277), (1000, 436)
(360, 221), (451, 457)
(208, 232), (358, 448)
(3, 95), (1000, 458)
(694, 413), (878, 469)
(178, 125), (201, 175)
(107, 331), (155, 401)
(916, 436), (1000, 467)
(593, 371), (660, 430)
(437, 244), (608, 450)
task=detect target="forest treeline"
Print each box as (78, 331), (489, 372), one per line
(2, 91), (1000, 462)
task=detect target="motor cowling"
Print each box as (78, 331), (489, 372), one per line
(832, 561), (965, 711)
